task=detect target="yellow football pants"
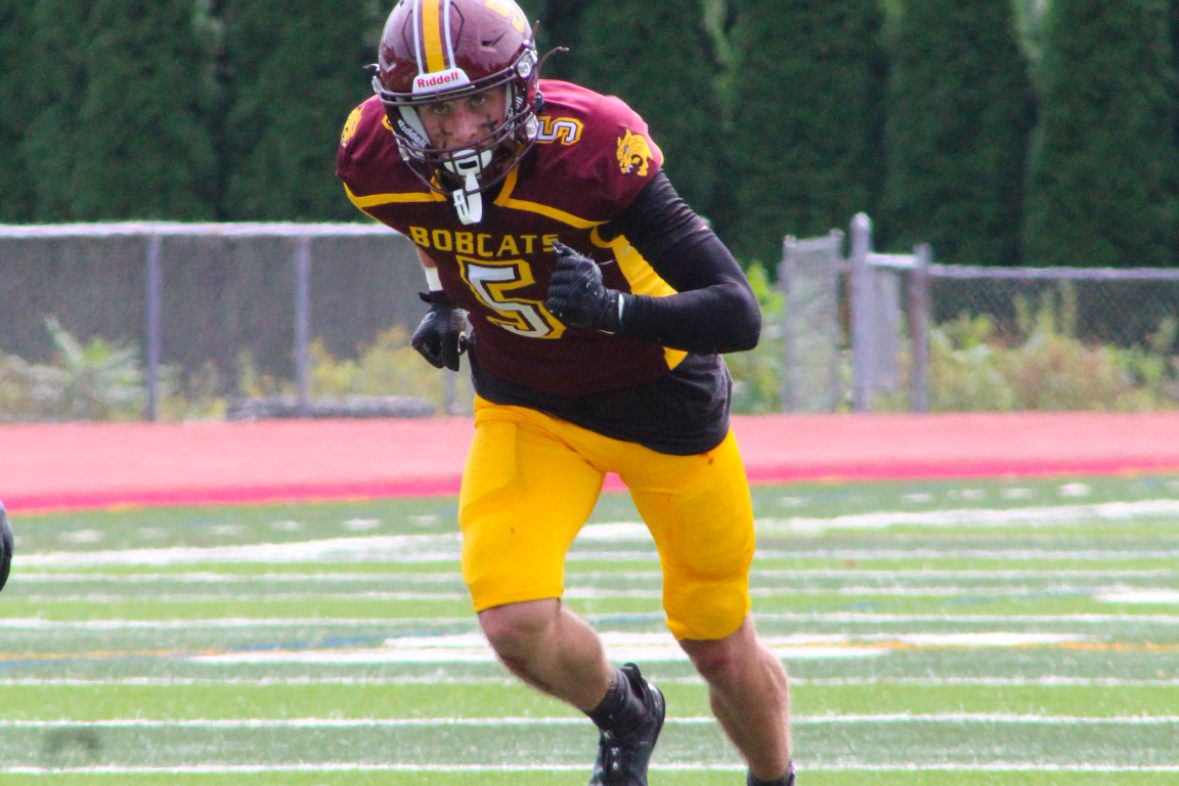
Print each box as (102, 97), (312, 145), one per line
(458, 396), (755, 641)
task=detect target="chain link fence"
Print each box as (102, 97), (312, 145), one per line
(0, 223), (462, 421)
(3, 221), (1178, 421)
(780, 214), (1179, 413)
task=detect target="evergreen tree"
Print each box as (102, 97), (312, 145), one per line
(1024, 0), (1177, 267)
(220, 0), (381, 220)
(21, 1), (95, 221)
(64, 0), (220, 219)
(881, 0), (1034, 265)
(0, 4), (36, 222)
(1171, 0), (1179, 151)
(571, 0), (724, 223)
(725, 0), (887, 265)
(528, 0), (588, 82)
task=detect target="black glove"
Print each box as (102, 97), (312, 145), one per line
(544, 241), (623, 332)
(0, 502), (12, 593)
(411, 291), (467, 371)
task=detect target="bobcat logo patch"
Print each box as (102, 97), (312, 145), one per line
(340, 106), (362, 147)
(616, 129), (654, 176)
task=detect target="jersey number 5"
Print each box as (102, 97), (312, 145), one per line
(462, 258), (565, 339)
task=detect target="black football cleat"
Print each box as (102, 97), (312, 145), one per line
(0, 501), (13, 592)
(589, 662), (666, 786)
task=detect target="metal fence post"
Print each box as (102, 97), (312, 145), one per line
(145, 234), (163, 422)
(779, 235), (797, 412)
(294, 236), (312, 417)
(780, 230), (845, 413)
(909, 243), (932, 413)
(850, 213), (874, 412)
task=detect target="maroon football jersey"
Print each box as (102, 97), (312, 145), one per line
(337, 80), (689, 397)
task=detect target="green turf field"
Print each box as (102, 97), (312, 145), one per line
(2, 473), (1178, 785)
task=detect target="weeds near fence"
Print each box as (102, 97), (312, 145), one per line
(3, 285), (1177, 422)
(920, 287), (1179, 412)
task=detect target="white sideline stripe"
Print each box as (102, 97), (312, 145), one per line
(19, 497), (1179, 568)
(4, 611), (1178, 629)
(22, 544), (1179, 567)
(0, 617), (413, 629)
(378, 631), (1083, 649)
(746, 548), (1179, 560)
(3, 763), (1179, 775)
(188, 632), (1080, 665)
(15, 571), (467, 583)
(190, 646), (882, 664)
(23, 582), (1158, 602)
(16, 567), (1178, 582)
(8, 675), (1179, 688)
(5, 714), (1177, 729)
(757, 499), (1179, 533)
(1096, 589), (1179, 604)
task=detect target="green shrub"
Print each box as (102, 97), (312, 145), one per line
(0, 317), (145, 421)
(308, 326), (474, 415)
(925, 288), (1179, 412)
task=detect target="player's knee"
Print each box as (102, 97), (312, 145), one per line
(681, 635), (741, 682)
(679, 617), (754, 682)
(478, 600), (557, 658)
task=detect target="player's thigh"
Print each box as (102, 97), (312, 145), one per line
(622, 431), (755, 641)
(458, 403), (604, 611)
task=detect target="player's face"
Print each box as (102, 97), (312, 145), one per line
(417, 87), (508, 150)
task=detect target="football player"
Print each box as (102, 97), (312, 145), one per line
(337, 2), (795, 784)
(0, 502), (12, 592)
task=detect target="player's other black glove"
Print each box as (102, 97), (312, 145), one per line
(411, 291), (467, 371)
(544, 241), (623, 332)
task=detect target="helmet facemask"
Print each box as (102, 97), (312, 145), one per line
(374, 45), (540, 225)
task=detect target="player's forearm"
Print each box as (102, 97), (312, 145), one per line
(619, 281), (760, 354)
(601, 173), (761, 353)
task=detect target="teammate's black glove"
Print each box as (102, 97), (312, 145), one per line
(411, 291), (467, 371)
(544, 241), (623, 332)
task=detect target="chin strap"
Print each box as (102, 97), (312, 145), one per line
(446, 148), (488, 225)
(451, 175), (482, 225)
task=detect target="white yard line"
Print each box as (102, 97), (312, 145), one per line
(20, 583), (1163, 602)
(740, 548), (1179, 561)
(756, 499), (1179, 533)
(6, 762), (1179, 775)
(4, 714), (1178, 729)
(15, 568), (1179, 581)
(19, 545), (1179, 566)
(18, 497), (1179, 568)
(0, 617), (410, 629)
(4, 611), (1178, 629)
(189, 645), (884, 664)
(18, 534), (463, 567)
(7, 675), (1179, 688)
(2, 630), (1099, 666)
(1096, 589), (1179, 604)
(184, 631), (1084, 665)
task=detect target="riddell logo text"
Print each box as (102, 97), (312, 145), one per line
(414, 69), (469, 92)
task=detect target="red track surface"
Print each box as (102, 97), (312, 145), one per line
(3, 412), (1179, 513)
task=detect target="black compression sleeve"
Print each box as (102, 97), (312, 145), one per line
(600, 173), (760, 354)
